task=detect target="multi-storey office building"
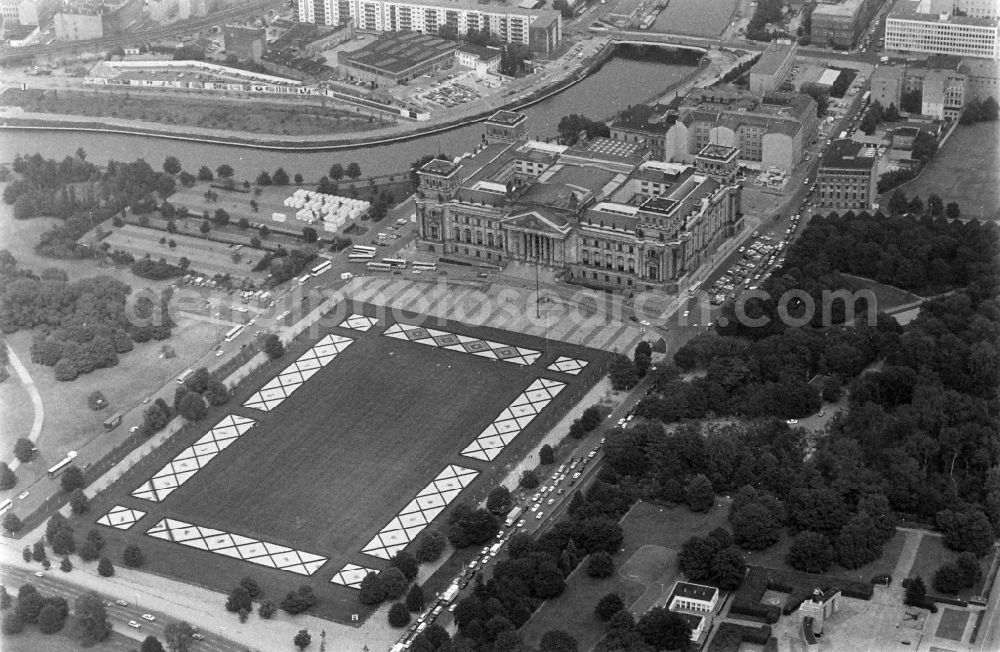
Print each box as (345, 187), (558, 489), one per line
(810, 0), (881, 49)
(414, 111), (743, 293)
(885, 0), (1000, 60)
(870, 56), (969, 119)
(816, 139), (878, 212)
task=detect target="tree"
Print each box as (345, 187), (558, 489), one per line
(3, 612), (24, 635)
(587, 551), (614, 578)
(259, 224), (270, 238)
(54, 359), (78, 381)
(712, 547), (747, 590)
(346, 162), (362, 180)
(945, 202), (961, 219)
(405, 584), (425, 612)
(199, 220), (211, 234)
(225, 586), (252, 613)
(273, 168), (290, 186)
(256, 170), (272, 186)
(0, 462), (16, 490)
(13, 438), (34, 462)
(2, 511), (22, 533)
(540, 629), (578, 652)
(937, 509), (995, 556)
(79, 539), (100, 562)
(927, 193), (944, 216)
(835, 512), (882, 569)
(520, 469), (540, 489)
(16, 586), (44, 623)
(329, 164), (345, 181)
(415, 528), (447, 562)
(678, 535), (722, 581)
(198, 166), (214, 181)
(540, 444), (555, 465)
(258, 600), (277, 619)
(239, 576), (261, 598)
(60, 557), (73, 572)
(32, 539), (47, 562)
(0, 586), (9, 610)
(388, 602), (410, 627)
(905, 576), (927, 607)
(595, 592), (625, 621)
(294, 173), (303, 185)
(487, 486), (513, 515)
(141, 635), (167, 652)
(859, 110), (878, 135)
(957, 552), (982, 587)
(293, 629), (311, 650)
(123, 543), (144, 568)
(380, 567), (408, 601)
(302, 226), (318, 243)
(636, 607), (691, 651)
(358, 572), (385, 605)
(178, 392), (208, 421)
(51, 527), (75, 556)
(163, 157), (182, 176)
(787, 532), (833, 574)
(38, 603), (68, 633)
(684, 474), (715, 513)
(75, 592), (111, 645)
(730, 500), (782, 550)
(216, 164), (234, 180)
(390, 551), (419, 581)
(69, 488), (90, 515)
(97, 557), (114, 577)
(933, 563), (965, 594)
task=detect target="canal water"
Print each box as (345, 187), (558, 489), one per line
(0, 48), (699, 179)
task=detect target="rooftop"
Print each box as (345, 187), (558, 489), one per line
(563, 137), (647, 165)
(341, 31), (456, 75)
(486, 110), (528, 127)
(820, 139), (877, 169)
(611, 103), (679, 135)
(674, 612), (705, 630)
(889, 0), (1000, 26)
(813, 0), (868, 18)
(671, 582), (719, 603)
(697, 144), (740, 160)
(752, 40), (797, 77)
(457, 43), (501, 61)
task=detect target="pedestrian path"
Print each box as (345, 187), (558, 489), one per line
(4, 342), (44, 471)
(344, 277), (646, 354)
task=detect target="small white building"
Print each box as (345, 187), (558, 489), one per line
(667, 581), (719, 613)
(455, 43), (501, 76)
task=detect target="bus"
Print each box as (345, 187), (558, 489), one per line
(47, 456), (75, 479)
(311, 260), (332, 277)
(861, 90), (871, 107)
(412, 261), (437, 270)
(366, 261), (393, 272)
(348, 252), (375, 263)
(0, 498), (12, 516)
(224, 325), (244, 342)
(103, 413), (122, 431)
(351, 245), (377, 254)
(176, 368), (195, 384)
(382, 257), (407, 268)
(298, 275), (311, 286)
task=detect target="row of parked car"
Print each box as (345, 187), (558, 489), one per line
(709, 233), (787, 304)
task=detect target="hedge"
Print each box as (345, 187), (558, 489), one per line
(707, 623), (773, 652)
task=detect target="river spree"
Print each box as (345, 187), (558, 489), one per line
(0, 51), (696, 179)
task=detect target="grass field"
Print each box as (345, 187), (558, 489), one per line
(907, 535), (994, 601)
(522, 500), (731, 650)
(0, 625), (138, 652)
(892, 123), (1000, 220)
(833, 272), (925, 311)
(81, 309), (604, 622)
(935, 608), (970, 642)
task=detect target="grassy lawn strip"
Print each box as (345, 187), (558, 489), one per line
(0, 88), (388, 136)
(731, 565), (874, 624)
(934, 607), (970, 641)
(907, 535), (995, 602)
(833, 272), (925, 310)
(706, 621), (774, 652)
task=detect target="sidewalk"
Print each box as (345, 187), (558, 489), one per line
(3, 342), (44, 473)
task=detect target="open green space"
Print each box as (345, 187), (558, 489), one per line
(651, 0), (737, 36)
(81, 309), (603, 622)
(522, 500), (730, 650)
(0, 88), (388, 136)
(833, 272), (925, 312)
(893, 123), (1000, 219)
(907, 535), (994, 601)
(1, 625), (139, 652)
(935, 607), (970, 642)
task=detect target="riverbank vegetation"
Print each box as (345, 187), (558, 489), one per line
(0, 88), (387, 137)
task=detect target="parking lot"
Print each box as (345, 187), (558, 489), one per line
(705, 228), (792, 306)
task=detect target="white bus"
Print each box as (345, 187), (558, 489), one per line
(412, 261), (437, 270)
(224, 325), (244, 342)
(382, 257), (407, 268)
(47, 456), (75, 479)
(0, 498), (11, 516)
(176, 368), (195, 384)
(366, 261), (393, 272)
(298, 275), (311, 286)
(351, 245), (377, 254)
(348, 252), (375, 263)
(311, 260), (332, 276)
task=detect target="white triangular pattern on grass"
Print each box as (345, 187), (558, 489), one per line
(96, 505), (147, 530)
(381, 322), (541, 366)
(143, 517), (327, 576)
(130, 415), (257, 503)
(461, 378), (565, 461)
(360, 465), (478, 560)
(547, 356), (589, 375)
(339, 314), (380, 331)
(330, 563), (380, 589)
(243, 334), (354, 411)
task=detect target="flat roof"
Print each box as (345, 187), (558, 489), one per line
(611, 103), (678, 134)
(341, 31), (456, 75)
(889, 0), (1000, 26)
(813, 0), (867, 18)
(820, 139), (877, 169)
(671, 582), (719, 602)
(564, 137), (646, 164)
(486, 110), (527, 127)
(457, 43), (501, 61)
(697, 144), (739, 160)
(752, 41), (797, 77)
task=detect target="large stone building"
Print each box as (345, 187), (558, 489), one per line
(749, 39), (798, 94)
(660, 89), (818, 173)
(810, 0), (881, 49)
(886, 0), (1000, 60)
(223, 25), (267, 62)
(53, 0), (141, 40)
(414, 111), (744, 293)
(870, 56), (969, 119)
(298, 0), (561, 53)
(816, 139), (878, 212)
(337, 31), (457, 85)
(963, 58), (1000, 101)
(609, 102), (679, 161)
